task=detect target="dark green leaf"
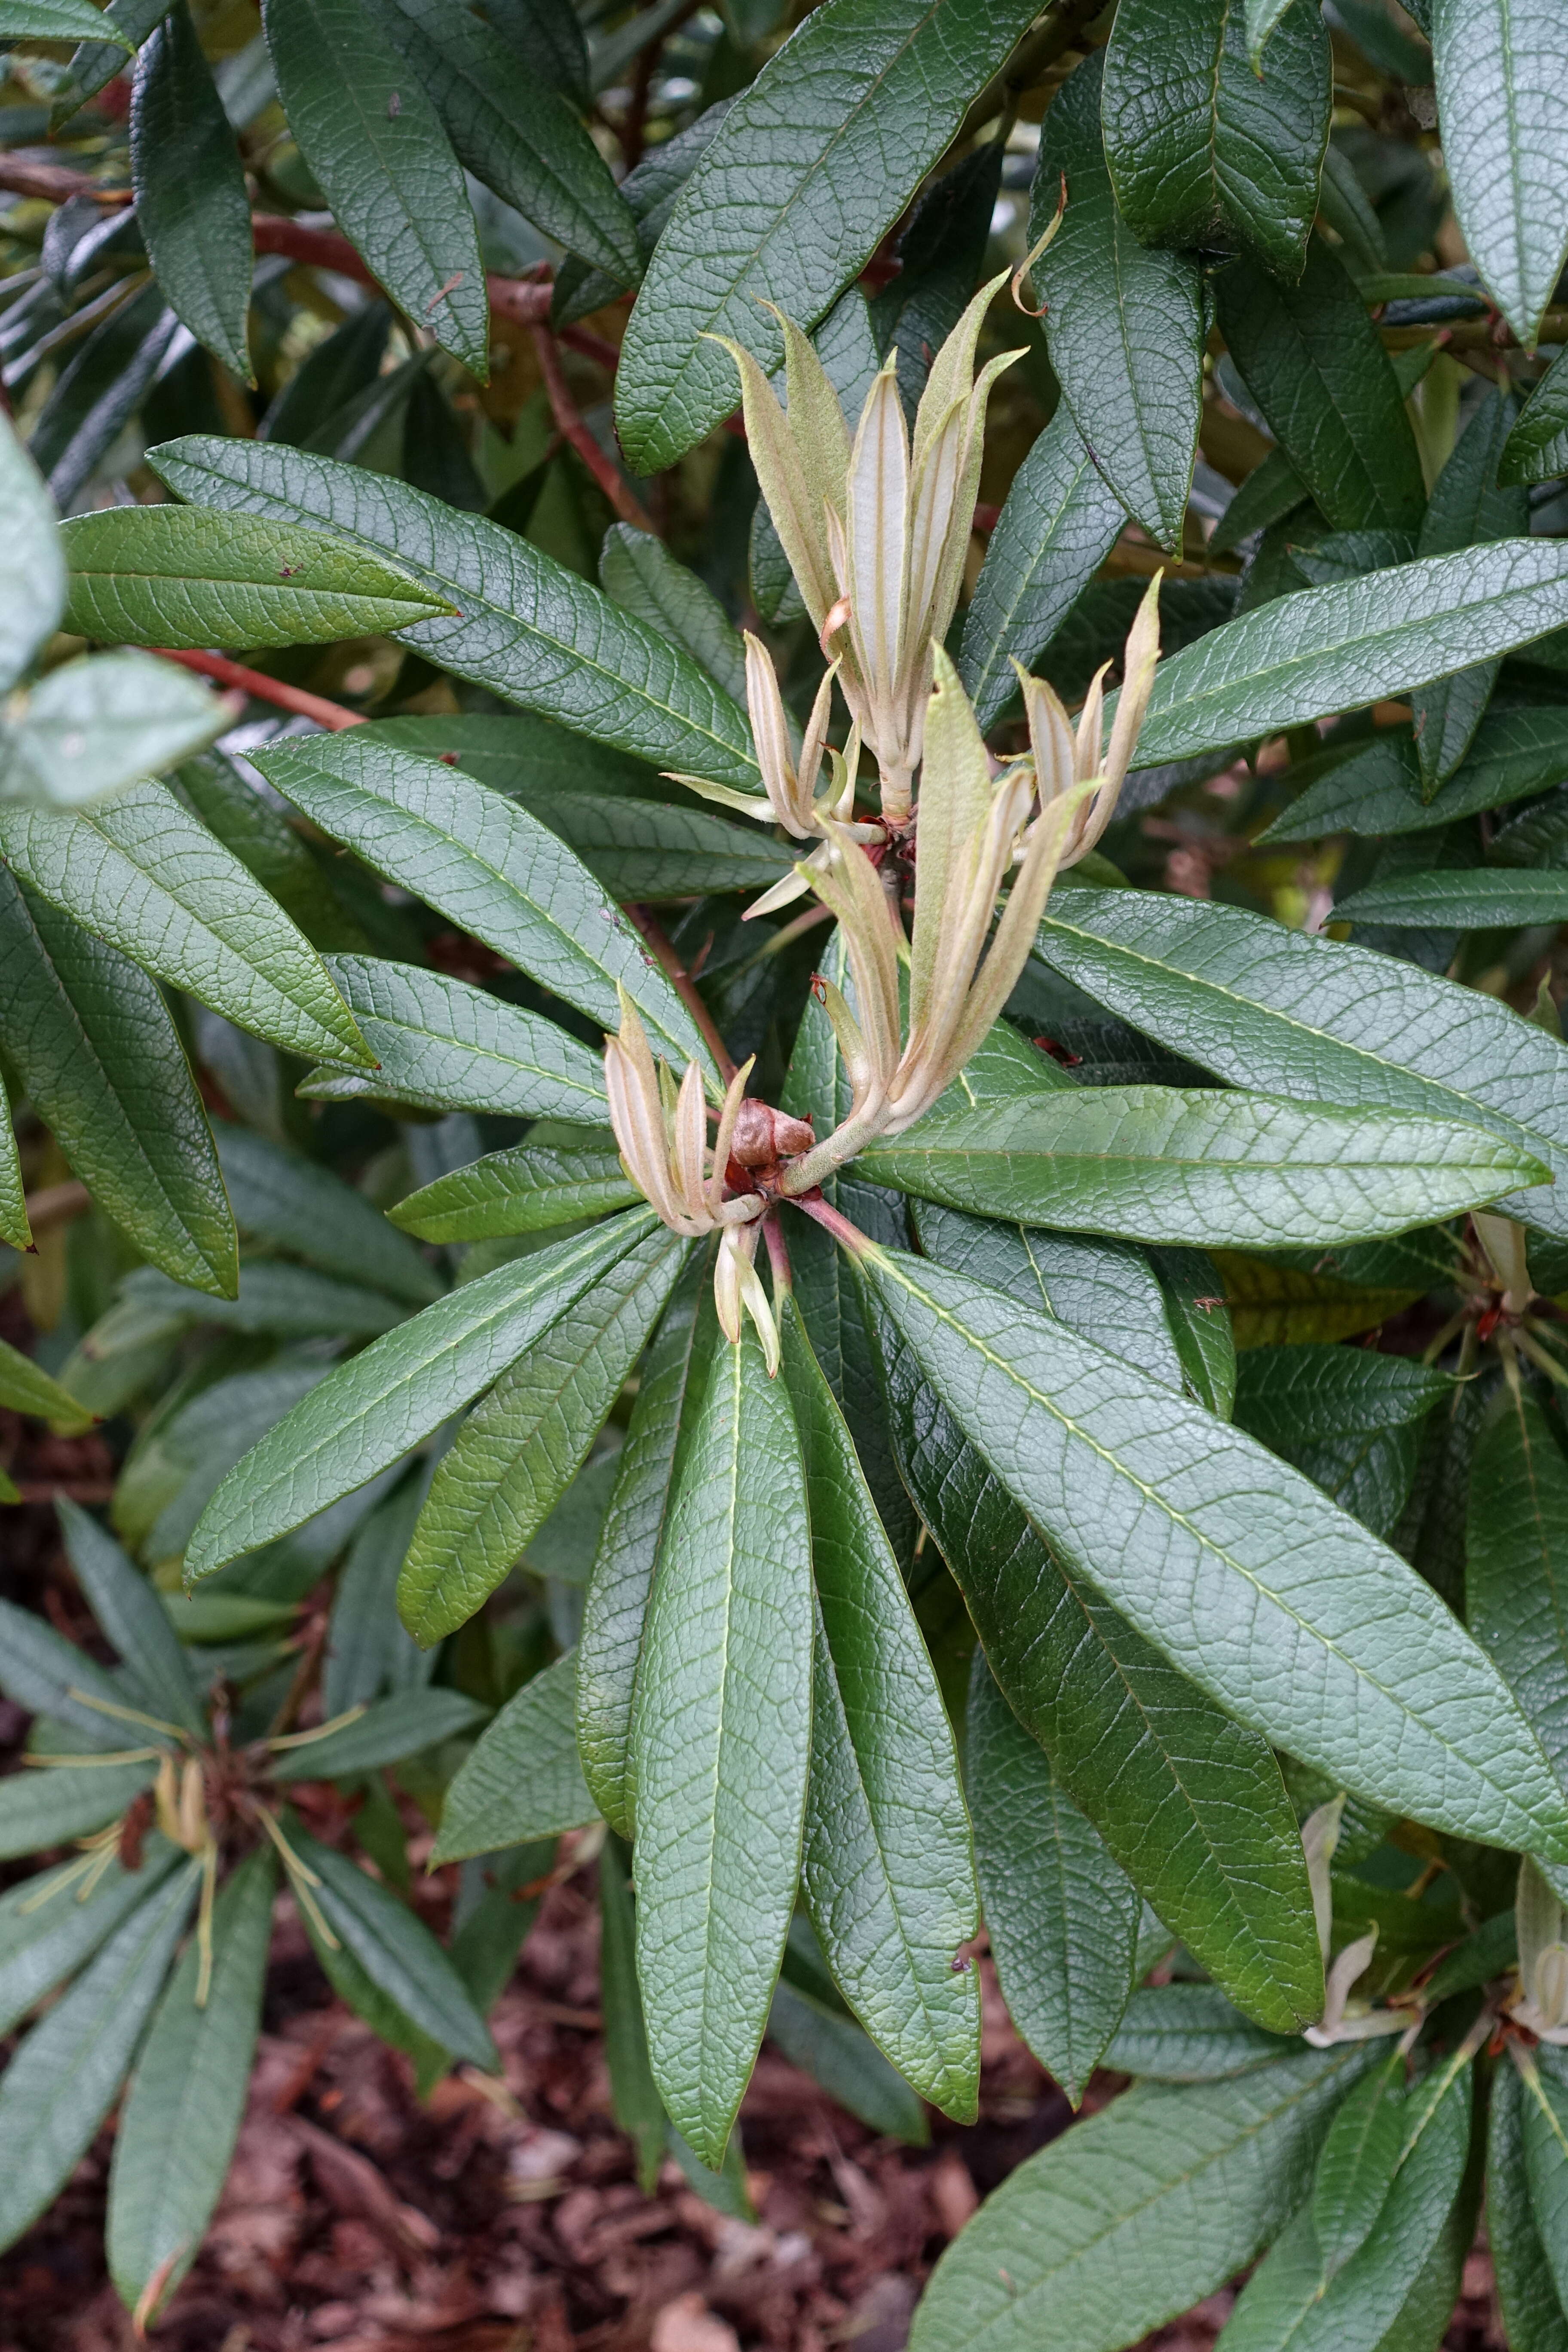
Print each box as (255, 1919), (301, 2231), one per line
(56, 1500), (205, 1740)
(576, 1256), (710, 1838)
(0, 0), (135, 38)
(1127, 539), (1568, 768)
(1258, 706), (1568, 842)
(1031, 50), (1204, 552)
(631, 1323), (812, 2168)
(1502, 344), (1568, 487)
(251, 733), (715, 1077)
(29, 282), (181, 510)
(322, 1468), (435, 1718)
(272, 1688), (486, 1781)
(1149, 1246), (1237, 1418)
(1411, 388), (1528, 791)
(862, 1086), (1537, 1250)
(1033, 889), (1568, 1235)
(432, 1652), (596, 1861)
(0, 1335), (92, 1433)
(299, 956), (609, 1125)
(129, 6), (253, 380)
(119, 1262), (409, 1341)
(106, 1849), (275, 2322)
(185, 1208), (657, 1576)
(399, 1225), (688, 1644)
(1466, 1384), (1568, 1797)
(866, 1294), (1326, 2033)
(600, 525), (747, 704)
(216, 1126), (439, 1307)
(599, 1831), (666, 2192)
(390, 1141), (637, 1244)
(907, 2046), (1373, 2352)
(1338, 869), (1568, 928)
(864, 1242), (1568, 1856)
(1215, 238), (1425, 532)
(0, 1591), (162, 1752)
(258, 0), (488, 371)
(1489, 2055), (1568, 2352)
(958, 407), (1127, 731)
(613, 0), (1041, 472)
(368, 0), (637, 278)
(779, 1296), (980, 2120)
(767, 1976), (929, 2144)
(0, 1860), (198, 2255)
(0, 785), (368, 1068)
(450, 1841), (553, 2014)
(1234, 1344), (1451, 1537)
(1102, 0), (1330, 278)
(1103, 1983), (1293, 2080)
(288, 1827), (497, 2069)
(966, 1651), (1139, 2106)
(147, 438), (762, 793)
(1312, 2050), (1406, 2280)
(0, 1761), (159, 1861)
(0, 1840), (181, 2038)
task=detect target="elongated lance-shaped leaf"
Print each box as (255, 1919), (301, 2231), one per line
(632, 1321), (813, 2168)
(270, 1687), (487, 1780)
(216, 1125), (439, 1308)
(1311, 2049), (1406, 2280)
(0, 1335), (92, 1433)
(56, 1499), (206, 1740)
(768, 1975), (930, 2144)
(1033, 889), (1568, 1237)
(612, 0), (1041, 472)
(1216, 239), (1426, 535)
(1029, 49), (1204, 553)
(298, 956), (609, 1125)
(600, 524), (749, 705)
(966, 1650), (1139, 2108)
(0, 1841), (181, 2040)
(0, 785), (370, 1068)
(61, 508), (450, 648)
(600, 1831), (667, 2193)
(0, 870), (237, 1296)
(1102, 0), (1331, 279)
(1502, 342), (1568, 487)
(1466, 1384), (1568, 1798)
(1222, 2047), (1475, 2352)
(432, 1651), (597, 1862)
(1, 0), (135, 43)
(1104, 1984), (1293, 2082)
(147, 436), (761, 793)
(0, 1762), (158, 1860)
(1490, 2054), (1568, 2352)
(1432, 0), (1568, 350)
(1410, 386), (1527, 792)
(0, 1591), (165, 1752)
(779, 1296), (980, 2120)
(865, 1287), (1324, 2033)
(184, 1208), (658, 1577)
(390, 1141), (638, 1244)
(399, 1226), (689, 1645)
(258, 0), (489, 372)
(1337, 870), (1568, 931)
(576, 1256), (712, 1838)
(0, 1072), (25, 1252)
(288, 1827), (497, 2070)
(863, 1244), (1568, 1857)
(0, 1861), (199, 2257)
(129, 5), (252, 380)
(365, 0), (638, 280)
(106, 1849), (276, 2323)
(907, 2046), (1374, 2352)
(0, 413), (64, 696)
(860, 1087), (1542, 1251)
(251, 734), (713, 1080)
(1123, 539), (1568, 767)
(958, 407), (1126, 730)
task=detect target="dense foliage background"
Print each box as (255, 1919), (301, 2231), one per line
(7, 0), (1568, 2346)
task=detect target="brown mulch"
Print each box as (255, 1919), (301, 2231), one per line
(0, 1872), (1513, 2352)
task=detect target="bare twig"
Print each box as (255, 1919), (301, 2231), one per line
(150, 648), (367, 731)
(530, 323), (656, 533)
(623, 904), (738, 1082)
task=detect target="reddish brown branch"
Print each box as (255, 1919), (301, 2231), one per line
(624, 905), (737, 1083)
(791, 1189), (871, 1254)
(530, 322), (655, 533)
(151, 648), (366, 731)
